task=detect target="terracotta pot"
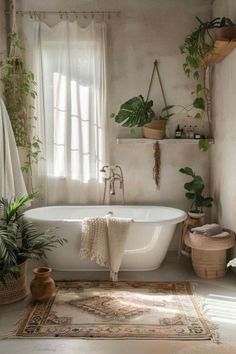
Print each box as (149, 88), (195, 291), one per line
(143, 119), (166, 139)
(30, 267), (55, 302)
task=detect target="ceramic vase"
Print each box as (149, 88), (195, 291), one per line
(30, 267), (55, 302)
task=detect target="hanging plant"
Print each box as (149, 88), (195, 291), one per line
(163, 16), (236, 151)
(0, 32), (43, 193)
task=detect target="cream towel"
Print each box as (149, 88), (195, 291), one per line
(79, 217), (109, 268)
(192, 223), (222, 236)
(209, 231), (230, 238)
(79, 215), (132, 281)
(0, 97), (27, 199)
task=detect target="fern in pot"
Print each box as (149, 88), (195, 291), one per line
(179, 167), (213, 218)
(0, 195), (66, 304)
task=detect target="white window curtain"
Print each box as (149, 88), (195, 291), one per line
(22, 19), (108, 205)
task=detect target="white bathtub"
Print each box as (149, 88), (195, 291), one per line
(24, 206), (186, 271)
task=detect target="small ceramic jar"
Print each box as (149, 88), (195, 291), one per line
(30, 267), (55, 302)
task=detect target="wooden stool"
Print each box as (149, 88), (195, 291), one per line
(178, 215), (205, 258)
(184, 230), (235, 279)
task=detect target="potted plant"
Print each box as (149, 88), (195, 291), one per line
(179, 166), (213, 218)
(163, 16), (236, 151)
(111, 95), (155, 134)
(0, 194), (66, 304)
(111, 94), (171, 138)
(0, 32), (43, 193)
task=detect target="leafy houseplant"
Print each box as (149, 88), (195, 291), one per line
(111, 95), (155, 135)
(0, 32), (43, 193)
(163, 17), (236, 151)
(0, 195), (66, 303)
(179, 167), (213, 217)
(180, 17), (235, 120)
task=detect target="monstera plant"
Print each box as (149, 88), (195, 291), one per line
(111, 95), (155, 134)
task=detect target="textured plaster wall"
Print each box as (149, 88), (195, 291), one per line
(17, 0), (212, 249)
(211, 1), (236, 236)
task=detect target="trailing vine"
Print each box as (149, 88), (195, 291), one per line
(0, 32), (43, 193)
(162, 16), (235, 151)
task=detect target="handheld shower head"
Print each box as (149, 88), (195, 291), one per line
(100, 165), (108, 173)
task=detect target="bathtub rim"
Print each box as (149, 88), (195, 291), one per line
(23, 205), (187, 225)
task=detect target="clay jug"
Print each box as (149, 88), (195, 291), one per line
(30, 267), (55, 301)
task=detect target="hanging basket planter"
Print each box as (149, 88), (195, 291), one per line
(143, 119), (166, 140)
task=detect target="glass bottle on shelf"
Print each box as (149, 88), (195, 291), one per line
(188, 125), (194, 139)
(175, 125), (182, 139)
(194, 125), (201, 139)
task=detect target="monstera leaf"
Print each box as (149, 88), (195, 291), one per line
(113, 95), (155, 128)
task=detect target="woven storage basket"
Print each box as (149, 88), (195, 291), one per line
(143, 119), (166, 139)
(0, 262), (28, 304)
(184, 230), (235, 279)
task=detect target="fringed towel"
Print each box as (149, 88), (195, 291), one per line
(79, 215), (132, 281)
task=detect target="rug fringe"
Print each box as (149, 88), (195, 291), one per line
(190, 282), (221, 344)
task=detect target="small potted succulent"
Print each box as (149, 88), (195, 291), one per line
(179, 167), (213, 218)
(0, 194), (66, 304)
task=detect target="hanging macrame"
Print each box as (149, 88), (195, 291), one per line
(146, 60), (168, 189)
(153, 141), (161, 189)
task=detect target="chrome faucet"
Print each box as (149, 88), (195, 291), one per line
(100, 165), (125, 204)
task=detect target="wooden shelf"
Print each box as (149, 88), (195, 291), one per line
(116, 138), (214, 145)
(205, 39), (236, 63)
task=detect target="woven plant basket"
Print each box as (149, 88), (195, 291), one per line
(185, 230), (235, 279)
(143, 119), (166, 139)
(0, 262), (28, 304)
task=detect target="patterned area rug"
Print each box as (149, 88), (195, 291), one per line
(14, 281), (214, 340)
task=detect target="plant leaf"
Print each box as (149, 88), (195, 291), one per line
(198, 138), (209, 151)
(113, 95), (154, 128)
(179, 167), (194, 177)
(193, 97), (205, 110)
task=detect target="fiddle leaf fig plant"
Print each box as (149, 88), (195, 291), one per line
(111, 95), (155, 133)
(179, 166), (213, 213)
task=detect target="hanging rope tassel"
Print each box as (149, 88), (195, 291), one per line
(153, 142), (161, 189)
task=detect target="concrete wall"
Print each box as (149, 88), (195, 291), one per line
(211, 1), (236, 238)
(16, 0), (212, 249)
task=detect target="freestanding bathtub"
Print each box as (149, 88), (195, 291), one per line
(24, 206), (186, 271)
